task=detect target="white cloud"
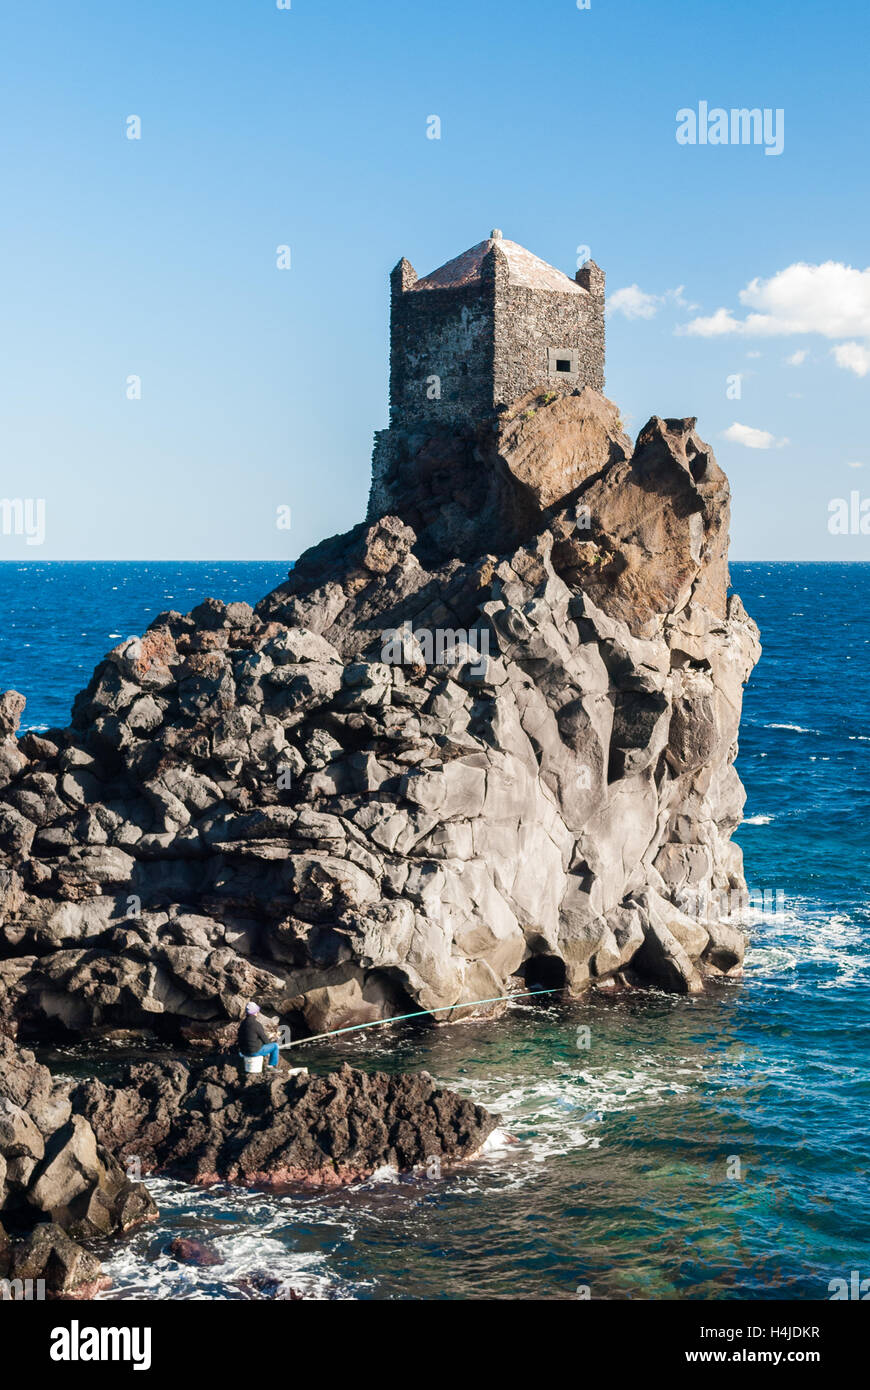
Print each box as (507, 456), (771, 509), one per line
(683, 306), (743, 337)
(607, 284), (698, 320)
(680, 263), (870, 378)
(607, 285), (661, 319)
(722, 422), (789, 450)
(832, 342), (870, 377)
(667, 285), (699, 311)
(746, 350), (762, 358)
(681, 262), (870, 339)
(848, 460), (864, 469)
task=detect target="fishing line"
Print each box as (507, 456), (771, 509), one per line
(279, 986), (565, 1050)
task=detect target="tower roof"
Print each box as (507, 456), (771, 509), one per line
(411, 233), (584, 295)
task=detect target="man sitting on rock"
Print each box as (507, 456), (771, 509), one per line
(238, 1001), (279, 1069)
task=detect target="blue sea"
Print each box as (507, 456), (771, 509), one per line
(1, 560), (868, 1301)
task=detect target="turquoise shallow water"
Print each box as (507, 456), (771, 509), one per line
(1, 561), (868, 1299)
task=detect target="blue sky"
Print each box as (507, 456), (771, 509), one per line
(1, 0), (868, 561)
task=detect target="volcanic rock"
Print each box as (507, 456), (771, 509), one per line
(167, 1235), (224, 1267)
(5, 1221), (110, 1299)
(0, 389), (758, 1047)
(75, 1059), (499, 1188)
(0, 1036), (156, 1295)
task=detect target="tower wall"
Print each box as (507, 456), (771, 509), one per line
(388, 265), (495, 432)
(492, 258), (605, 405)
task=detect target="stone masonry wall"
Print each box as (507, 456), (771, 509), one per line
(493, 258), (605, 404)
(388, 277), (495, 432)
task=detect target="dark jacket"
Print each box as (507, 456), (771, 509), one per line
(239, 1014), (269, 1055)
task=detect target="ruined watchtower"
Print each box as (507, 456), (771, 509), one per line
(387, 230), (605, 432)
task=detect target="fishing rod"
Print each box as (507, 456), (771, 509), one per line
(279, 986), (565, 1050)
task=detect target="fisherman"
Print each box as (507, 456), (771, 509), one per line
(238, 1001), (280, 1069)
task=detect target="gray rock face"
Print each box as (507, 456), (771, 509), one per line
(0, 395), (759, 1043)
(0, 1036), (155, 1295)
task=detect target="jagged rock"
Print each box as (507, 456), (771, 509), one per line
(27, 1113), (154, 1238)
(0, 1098), (45, 1186)
(702, 920), (746, 974)
(0, 806), (36, 859)
(551, 415), (731, 638)
(631, 916), (703, 995)
(76, 1059), (498, 1188)
(360, 516), (417, 575)
(0, 1037), (155, 1228)
(0, 392), (759, 1042)
(0, 693), (26, 739)
(496, 386), (632, 509)
(7, 1221), (110, 1298)
(167, 1235), (223, 1267)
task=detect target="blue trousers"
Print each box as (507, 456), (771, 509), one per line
(252, 1042), (280, 1069)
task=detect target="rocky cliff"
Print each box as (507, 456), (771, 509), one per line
(0, 387), (760, 1047)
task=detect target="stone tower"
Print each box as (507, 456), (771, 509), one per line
(386, 230), (605, 432)
(368, 230), (606, 524)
